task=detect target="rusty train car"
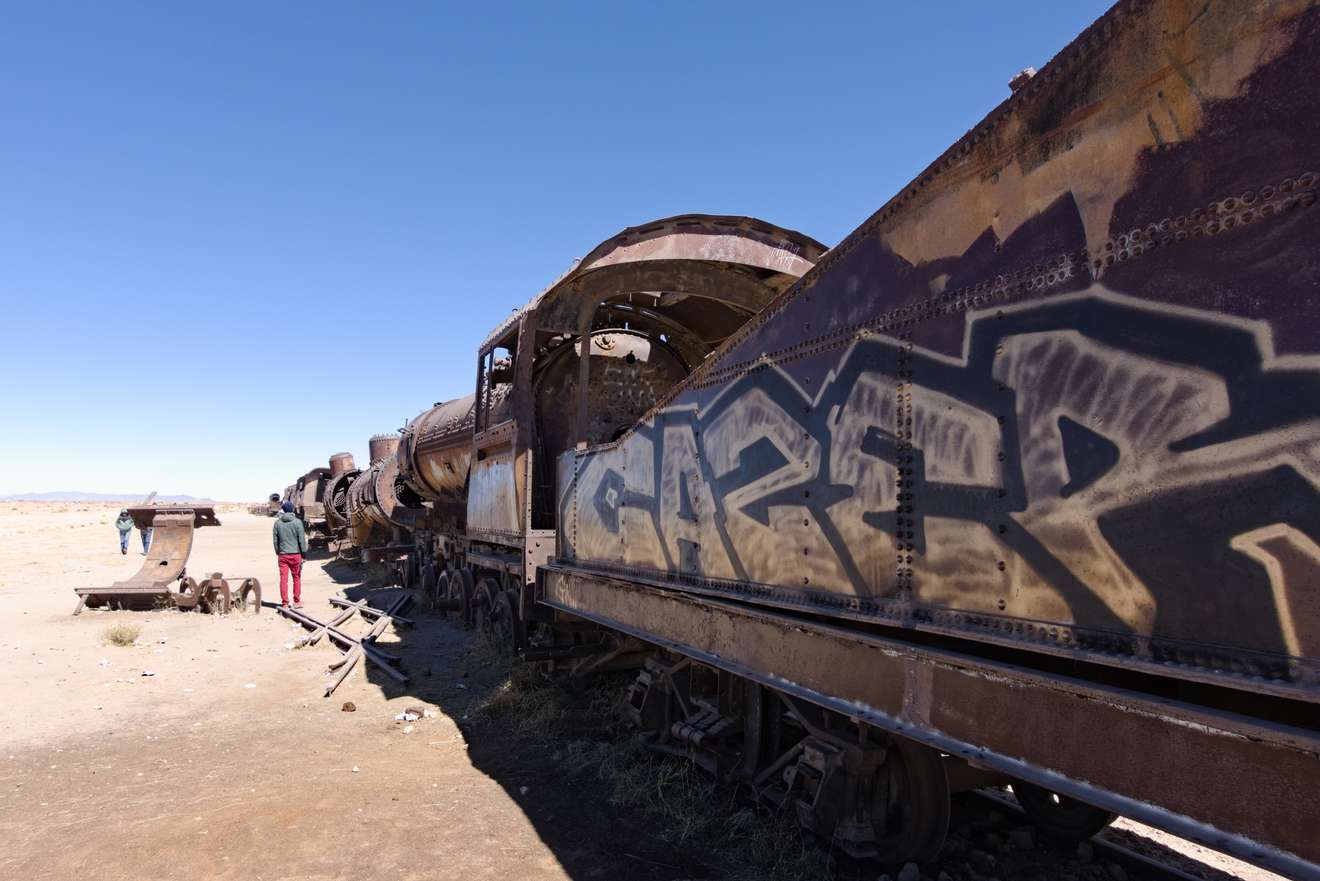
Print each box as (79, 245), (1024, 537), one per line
(275, 2), (1320, 876)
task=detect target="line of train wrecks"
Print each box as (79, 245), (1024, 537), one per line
(264, 3), (1319, 876)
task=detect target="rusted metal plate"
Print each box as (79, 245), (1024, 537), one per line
(75, 506), (220, 610)
(368, 434), (399, 464)
(541, 565), (1320, 879)
(345, 448), (423, 548)
(322, 468), (359, 532)
(468, 450), (521, 536)
(292, 467), (330, 527)
(345, 464), (385, 548)
(399, 395), (475, 503)
(480, 214), (826, 352)
(557, 0), (1320, 699)
(127, 505), (218, 530)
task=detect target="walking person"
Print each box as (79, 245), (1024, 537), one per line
(140, 525), (153, 555)
(273, 501), (308, 608)
(115, 508), (133, 555)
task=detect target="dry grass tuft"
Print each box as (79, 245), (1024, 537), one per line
(102, 623), (141, 647)
(555, 737), (834, 880)
(474, 662), (573, 736)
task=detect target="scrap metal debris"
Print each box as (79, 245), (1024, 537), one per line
(278, 593), (412, 697)
(72, 505), (261, 616)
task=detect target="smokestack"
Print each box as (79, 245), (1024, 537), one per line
(368, 434), (399, 464)
(329, 452), (356, 477)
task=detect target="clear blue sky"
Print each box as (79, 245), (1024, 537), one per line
(0, 1), (1111, 500)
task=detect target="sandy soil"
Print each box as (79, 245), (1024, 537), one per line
(0, 503), (574, 881)
(0, 502), (1287, 881)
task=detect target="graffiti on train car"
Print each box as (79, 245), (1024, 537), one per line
(564, 287), (1320, 676)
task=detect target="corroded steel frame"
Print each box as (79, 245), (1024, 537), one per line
(541, 564), (1320, 879)
(73, 506), (220, 613)
(554, 0), (1320, 703)
(459, 215), (826, 566)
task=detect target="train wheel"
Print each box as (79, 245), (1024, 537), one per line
(739, 683), (778, 781)
(433, 570), (451, 614)
(493, 589), (522, 656)
(446, 571), (464, 621)
(233, 578), (262, 613)
(454, 568), (475, 628)
(1012, 783), (1115, 842)
(420, 563), (436, 609)
(175, 576), (201, 611)
(474, 578), (499, 649)
(870, 738), (950, 863)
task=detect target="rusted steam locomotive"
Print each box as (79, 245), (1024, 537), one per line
(275, 2), (1320, 876)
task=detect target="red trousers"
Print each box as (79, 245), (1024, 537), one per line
(278, 553), (303, 604)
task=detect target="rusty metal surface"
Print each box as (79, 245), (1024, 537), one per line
(368, 433), (400, 465)
(371, 451), (422, 530)
(535, 330), (689, 451)
(175, 573), (262, 614)
(468, 451), (520, 536)
(294, 467), (330, 522)
(322, 468), (360, 532)
(344, 434), (424, 549)
(126, 505), (218, 530)
(557, 0), (1320, 699)
(74, 506), (220, 611)
(398, 395), (475, 503)
(479, 214), (825, 352)
(329, 452), (355, 477)
(344, 433), (412, 548)
(345, 465), (383, 548)
(460, 213), (825, 547)
(541, 565), (1320, 878)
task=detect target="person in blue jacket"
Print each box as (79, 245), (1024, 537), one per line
(114, 509), (133, 555)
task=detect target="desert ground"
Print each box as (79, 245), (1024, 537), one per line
(0, 502), (1283, 881)
(0, 503), (636, 881)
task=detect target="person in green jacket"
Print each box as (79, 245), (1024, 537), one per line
(273, 501), (309, 608)
(114, 509), (133, 555)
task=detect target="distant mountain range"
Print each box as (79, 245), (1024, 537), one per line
(0, 492), (216, 503)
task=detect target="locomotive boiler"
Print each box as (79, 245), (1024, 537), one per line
(322, 452), (358, 528)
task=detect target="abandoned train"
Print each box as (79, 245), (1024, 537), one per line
(275, 2), (1320, 877)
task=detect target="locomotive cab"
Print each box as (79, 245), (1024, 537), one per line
(463, 216), (827, 540)
(392, 215), (825, 630)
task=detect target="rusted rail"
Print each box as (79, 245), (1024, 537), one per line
(278, 594), (412, 696)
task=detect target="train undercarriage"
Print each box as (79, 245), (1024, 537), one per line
(395, 549), (1320, 876)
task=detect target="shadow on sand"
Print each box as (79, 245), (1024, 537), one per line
(297, 564), (1243, 881)
(308, 565), (717, 881)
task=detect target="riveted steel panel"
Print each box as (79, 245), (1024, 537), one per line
(557, 0), (1320, 701)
